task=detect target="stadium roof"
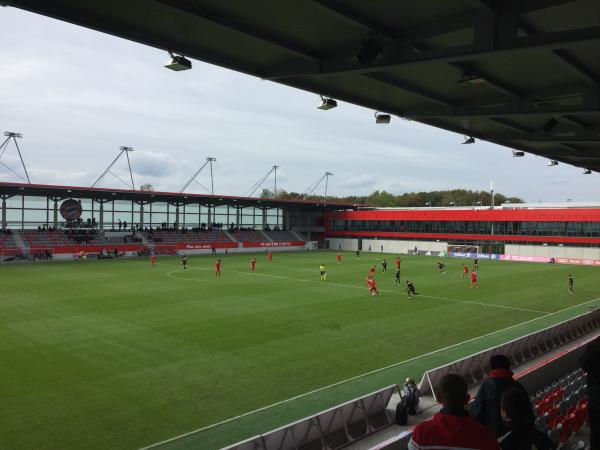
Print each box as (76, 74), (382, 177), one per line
(5, 0), (600, 172)
(0, 182), (355, 210)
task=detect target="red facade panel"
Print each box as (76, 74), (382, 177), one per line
(325, 230), (600, 245)
(326, 208), (600, 222)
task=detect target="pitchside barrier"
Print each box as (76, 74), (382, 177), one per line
(221, 385), (399, 450)
(419, 308), (600, 400)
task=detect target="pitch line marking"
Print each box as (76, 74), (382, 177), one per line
(165, 266), (550, 314)
(141, 295), (600, 449)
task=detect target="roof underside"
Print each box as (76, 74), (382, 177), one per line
(5, 0), (600, 172)
(0, 182), (350, 210)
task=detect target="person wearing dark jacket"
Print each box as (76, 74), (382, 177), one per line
(498, 387), (555, 450)
(471, 354), (532, 437)
(579, 335), (600, 449)
(409, 373), (500, 450)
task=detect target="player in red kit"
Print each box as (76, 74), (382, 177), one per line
(462, 263), (469, 278)
(366, 277), (381, 297)
(251, 256), (256, 272)
(268, 251), (273, 262)
(395, 256), (401, 269)
(470, 270), (478, 288)
(215, 259), (221, 277)
(369, 264), (376, 278)
(151, 254), (156, 268)
(336, 253), (342, 264)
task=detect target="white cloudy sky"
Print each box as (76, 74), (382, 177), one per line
(0, 7), (598, 202)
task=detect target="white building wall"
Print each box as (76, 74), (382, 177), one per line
(326, 238), (447, 254)
(505, 244), (600, 260)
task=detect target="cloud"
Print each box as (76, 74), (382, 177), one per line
(0, 7), (598, 202)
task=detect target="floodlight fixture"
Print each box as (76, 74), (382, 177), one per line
(462, 136), (475, 144)
(164, 51), (192, 71)
(375, 111), (391, 124)
(457, 73), (486, 87)
(512, 150), (525, 157)
(4, 131), (22, 138)
(119, 146), (134, 152)
(318, 96), (337, 110)
(583, 168), (592, 174)
(547, 160), (559, 166)
(542, 118), (559, 133)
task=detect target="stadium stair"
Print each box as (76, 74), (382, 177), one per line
(10, 230), (29, 254)
(135, 230), (152, 249)
(222, 230), (236, 242)
(290, 229), (305, 241)
(258, 230), (273, 242)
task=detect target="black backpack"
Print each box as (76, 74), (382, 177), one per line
(395, 397), (409, 425)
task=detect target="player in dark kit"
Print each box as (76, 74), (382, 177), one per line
(437, 261), (446, 274)
(406, 280), (417, 298)
(181, 255), (187, 270)
(474, 257), (479, 269)
(568, 274), (574, 293)
(382, 259), (388, 272)
(395, 267), (401, 284)
(356, 250), (360, 257)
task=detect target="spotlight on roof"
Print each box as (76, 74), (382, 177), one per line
(462, 136), (475, 145)
(318, 96), (337, 110)
(375, 111), (391, 124)
(541, 118), (559, 133)
(583, 168), (592, 174)
(356, 38), (382, 65)
(164, 51), (192, 71)
(4, 131), (22, 138)
(512, 150), (525, 157)
(547, 160), (559, 166)
(457, 73), (486, 87)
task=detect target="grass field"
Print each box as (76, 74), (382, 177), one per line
(1, 251), (599, 450)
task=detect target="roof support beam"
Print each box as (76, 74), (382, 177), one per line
(156, 0), (320, 62)
(266, 25), (600, 79)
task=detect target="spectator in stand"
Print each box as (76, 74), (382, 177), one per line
(118, 219), (122, 231)
(497, 387), (555, 450)
(402, 378), (420, 415)
(471, 354), (532, 437)
(408, 373), (499, 450)
(580, 335), (600, 449)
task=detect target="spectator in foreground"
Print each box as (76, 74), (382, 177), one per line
(408, 373), (499, 450)
(498, 387), (555, 450)
(471, 354), (531, 436)
(580, 335), (600, 449)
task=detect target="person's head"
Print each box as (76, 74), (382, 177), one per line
(405, 377), (416, 386)
(490, 354), (511, 370)
(501, 387), (535, 429)
(435, 374), (469, 409)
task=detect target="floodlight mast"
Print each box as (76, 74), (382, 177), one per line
(0, 131), (31, 183)
(303, 171), (333, 200)
(247, 165), (279, 198)
(179, 157), (216, 194)
(92, 146), (135, 189)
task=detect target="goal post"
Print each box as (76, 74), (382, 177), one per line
(447, 244), (481, 258)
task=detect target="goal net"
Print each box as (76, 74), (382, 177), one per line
(447, 244), (481, 257)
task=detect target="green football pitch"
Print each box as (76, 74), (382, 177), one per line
(1, 251), (599, 450)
